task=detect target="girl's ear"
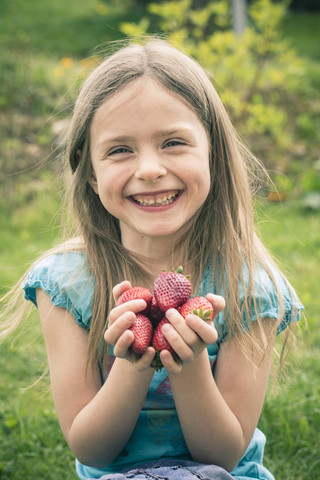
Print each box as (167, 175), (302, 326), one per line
(89, 175), (99, 195)
(76, 148), (99, 194)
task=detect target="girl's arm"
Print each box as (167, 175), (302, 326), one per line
(36, 289), (154, 468)
(161, 296), (276, 472)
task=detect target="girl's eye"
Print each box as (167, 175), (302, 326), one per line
(108, 146), (131, 156)
(163, 139), (186, 149)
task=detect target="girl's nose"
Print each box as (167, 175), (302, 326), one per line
(134, 152), (167, 182)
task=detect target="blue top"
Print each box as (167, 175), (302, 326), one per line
(22, 252), (303, 480)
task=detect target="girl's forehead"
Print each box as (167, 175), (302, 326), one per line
(100, 77), (150, 110)
(95, 79), (199, 125)
(95, 77), (196, 118)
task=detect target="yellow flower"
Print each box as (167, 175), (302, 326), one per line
(60, 57), (73, 68)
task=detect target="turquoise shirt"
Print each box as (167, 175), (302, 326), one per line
(22, 252), (303, 480)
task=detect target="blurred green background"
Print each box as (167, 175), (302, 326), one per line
(0, 0), (319, 478)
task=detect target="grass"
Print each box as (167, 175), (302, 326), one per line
(2, 0), (116, 58)
(0, 1), (319, 479)
(255, 203), (320, 478)
(0, 0), (148, 59)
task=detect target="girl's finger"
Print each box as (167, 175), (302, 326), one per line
(161, 321), (196, 362)
(206, 293), (225, 321)
(165, 308), (199, 346)
(134, 347), (156, 372)
(159, 350), (182, 375)
(109, 299), (147, 324)
(104, 311), (136, 344)
(184, 314), (218, 345)
(163, 309), (218, 361)
(113, 329), (134, 358)
(112, 281), (132, 302)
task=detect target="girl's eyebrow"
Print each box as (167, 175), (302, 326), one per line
(155, 126), (195, 138)
(153, 127), (195, 139)
(96, 136), (134, 150)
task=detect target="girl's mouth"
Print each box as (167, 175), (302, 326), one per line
(130, 190), (180, 207)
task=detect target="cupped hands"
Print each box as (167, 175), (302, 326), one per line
(105, 281), (225, 374)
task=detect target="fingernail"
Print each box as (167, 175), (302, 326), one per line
(162, 323), (171, 333)
(135, 299), (146, 308)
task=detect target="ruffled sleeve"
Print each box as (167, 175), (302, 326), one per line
(198, 261), (304, 344)
(22, 252), (95, 329)
(242, 263), (304, 335)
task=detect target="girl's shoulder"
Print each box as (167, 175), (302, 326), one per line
(22, 238), (94, 329)
(242, 261), (304, 333)
(199, 259), (303, 342)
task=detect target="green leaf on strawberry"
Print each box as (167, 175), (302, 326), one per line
(179, 296), (214, 321)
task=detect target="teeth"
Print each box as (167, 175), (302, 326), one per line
(132, 191), (179, 206)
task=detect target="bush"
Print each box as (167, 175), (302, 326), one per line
(119, 0), (320, 201)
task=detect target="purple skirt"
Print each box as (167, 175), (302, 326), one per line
(90, 459), (235, 480)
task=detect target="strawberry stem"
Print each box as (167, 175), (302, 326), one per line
(151, 352), (163, 372)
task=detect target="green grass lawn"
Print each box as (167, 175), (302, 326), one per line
(0, 0), (148, 59)
(256, 203), (320, 478)
(1, 0), (319, 478)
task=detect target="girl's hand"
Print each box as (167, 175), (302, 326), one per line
(104, 281), (155, 371)
(159, 293), (225, 375)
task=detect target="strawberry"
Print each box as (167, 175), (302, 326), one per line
(153, 266), (192, 312)
(152, 318), (174, 353)
(152, 318), (176, 371)
(129, 314), (153, 355)
(149, 296), (164, 326)
(116, 287), (153, 315)
(179, 296), (214, 321)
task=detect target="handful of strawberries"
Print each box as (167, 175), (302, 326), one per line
(116, 267), (214, 371)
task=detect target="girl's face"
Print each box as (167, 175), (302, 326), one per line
(89, 78), (211, 251)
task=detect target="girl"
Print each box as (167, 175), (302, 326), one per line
(2, 39), (303, 480)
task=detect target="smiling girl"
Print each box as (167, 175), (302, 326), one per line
(89, 77), (211, 260)
(1, 39), (303, 480)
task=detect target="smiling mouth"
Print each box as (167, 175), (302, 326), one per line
(131, 190), (180, 206)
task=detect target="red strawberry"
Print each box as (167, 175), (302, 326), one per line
(152, 318), (174, 352)
(179, 296), (214, 321)
(153, 266), (192, 312)
(129, 314), (153, 355)
(149, 296), (164, 326)
(116, 287), (153, 315)
(152, 318), (176, 371)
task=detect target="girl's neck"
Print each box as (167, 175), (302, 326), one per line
(121, 233), (186, 279)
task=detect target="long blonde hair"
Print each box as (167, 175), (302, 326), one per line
(1, 38), (297, 372)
